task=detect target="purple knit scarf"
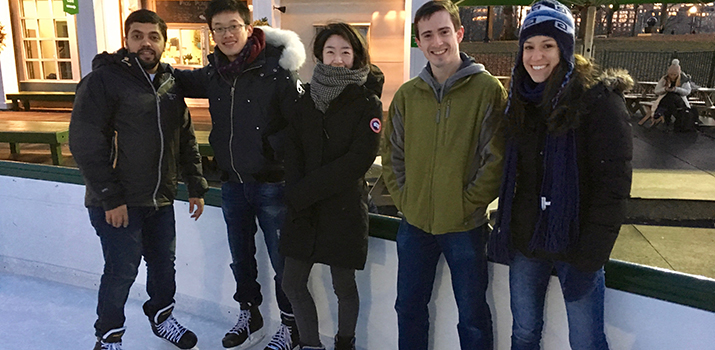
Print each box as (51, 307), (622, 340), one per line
(489, 79), (580, 264)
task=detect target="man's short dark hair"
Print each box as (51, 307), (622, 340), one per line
(414, 0), (461, 40)
(205, 0), (251, 30)
(313, 22), (371, 70)
(124, 9), (167, 42)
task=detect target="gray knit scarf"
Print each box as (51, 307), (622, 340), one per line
(310, 62), (370, 113)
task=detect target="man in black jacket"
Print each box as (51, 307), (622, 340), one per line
(173, 1), (305, 349)
(69, 10), (208, 350)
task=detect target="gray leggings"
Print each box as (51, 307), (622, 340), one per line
(282, 256), (359, 347)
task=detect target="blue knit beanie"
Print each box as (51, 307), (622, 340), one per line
(518, 0), (575, 69)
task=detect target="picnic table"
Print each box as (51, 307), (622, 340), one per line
(636, 81), (658, 96)
(692, 87), (715, 119)
(694, 87), (715, 108)
(0, 120), (69, 165)
(625, 81), (658, 117)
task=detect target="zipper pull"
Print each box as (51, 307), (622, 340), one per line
(323, 128), (330, 139)
(435, 109), (441, 124)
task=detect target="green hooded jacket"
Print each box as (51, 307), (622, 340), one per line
(381, 54), (507, 234)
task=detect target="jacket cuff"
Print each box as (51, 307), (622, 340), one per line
(187, 177), (209, 198)
(101, 194), (126, 211)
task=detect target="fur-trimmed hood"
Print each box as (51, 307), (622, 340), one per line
(597, 68), (634, 94)
(257, 26), (306, 71)
(506, 57), (634, 135)
(549, 59), (634, 133)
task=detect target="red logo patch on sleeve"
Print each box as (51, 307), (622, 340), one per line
(370, 118), (382, 133)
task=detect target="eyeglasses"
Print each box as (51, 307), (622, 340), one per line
(211, 24), (245, 36)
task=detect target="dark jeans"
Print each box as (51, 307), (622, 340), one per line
(395, 219), (493, 350)
(509, 252), (608, 350)
(654, 92), (687, 126)
(282, 257), (359, 347)
(221, 181), (292, 313)
(88, 205), (177, 336)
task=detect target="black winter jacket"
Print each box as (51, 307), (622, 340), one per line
(70, 49), (209, 210)
(280, 71), (384, 270)
(509, 69), (633, 272)
(174, 33), (302, 183)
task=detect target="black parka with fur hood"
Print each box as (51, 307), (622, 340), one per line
(174, 26), (306, 184)
(507, 62), (634, 272)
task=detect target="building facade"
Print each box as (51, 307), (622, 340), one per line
(0, 0), (431, 110)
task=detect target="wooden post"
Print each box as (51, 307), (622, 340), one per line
(583, 6), (597, 59)
(485, 6), (494, 42)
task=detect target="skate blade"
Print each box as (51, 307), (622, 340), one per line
(226, 328), (266, 350)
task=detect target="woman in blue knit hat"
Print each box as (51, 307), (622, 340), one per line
(489, 1), (634, 348)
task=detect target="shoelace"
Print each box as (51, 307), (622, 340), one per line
(228, 308), (251, 335)
(265, 324), (292, 350)
(100, 341), (123, 350)
(155, 315), (188, 343)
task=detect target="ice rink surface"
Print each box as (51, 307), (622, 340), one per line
(0, 271), (315, 350)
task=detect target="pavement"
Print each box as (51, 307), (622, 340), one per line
(1, 107), (714, 280)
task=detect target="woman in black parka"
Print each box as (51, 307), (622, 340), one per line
(280, 22), (383, 350)
(488, 1), (633, 349)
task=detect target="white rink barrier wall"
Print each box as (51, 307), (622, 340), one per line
(1, 170), (715, 350)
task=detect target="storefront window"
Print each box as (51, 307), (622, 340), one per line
(163, 27), (209, 67)
(17, 0), (79, 81)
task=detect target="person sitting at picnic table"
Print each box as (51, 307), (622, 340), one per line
(650, 59), (693, 130)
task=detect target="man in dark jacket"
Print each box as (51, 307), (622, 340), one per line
(69, 9), (208, 350)
(173, 1), (305, 349)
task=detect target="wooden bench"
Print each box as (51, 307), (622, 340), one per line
(0, 120), (69, 165)
(6, 92), (75, 111)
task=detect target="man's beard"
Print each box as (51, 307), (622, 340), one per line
(137, 49), (160, 70)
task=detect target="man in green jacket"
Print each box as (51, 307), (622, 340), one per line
(380, 1), (506, 349)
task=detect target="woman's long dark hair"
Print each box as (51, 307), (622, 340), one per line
(312, 22), (370, 69)
(504, 54), (595, 136)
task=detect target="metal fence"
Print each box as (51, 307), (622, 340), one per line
(464, 49), (715, 88)
(468, 52), (517, 77)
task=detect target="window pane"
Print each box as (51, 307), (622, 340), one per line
(24, 40), (39, 59)
(55, 20), (68, 37)
(22, 0), (37, 17)
(26, 61), (41, 79)
(180, 29), (202, 65)
(59, 62), (73, 79)
(38, 19), (54, 37)
(52, 0), (64, 17)
(163, 29), (181, 65)
(23, 19), (38, 38)
(37, 0), (51, 17)
(56, 40), (70, 58)
(43, 61), (58, 79)
(40, 40), (55, 58)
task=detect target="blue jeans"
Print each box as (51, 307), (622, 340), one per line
(221, 181), (292, 313)
(509, 252), (608, 350)
(88, 205), (177, 336)
(395, 219), (493, 350)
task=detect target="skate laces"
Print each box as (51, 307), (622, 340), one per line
(155, 315), (188, 343)
(265, 323), (292, 350)
(229, 308), (251, 335)
(99, 342), (123, 350)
